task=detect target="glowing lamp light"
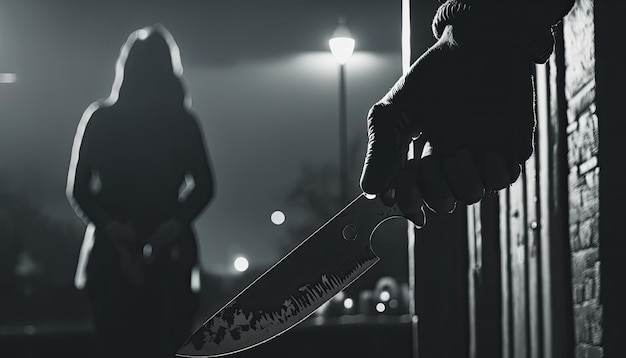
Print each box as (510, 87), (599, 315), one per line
(271, 210), (285, 225)
(329, 18), (355, 65)
(191, 267), (201, 293)
(343, 298), (354, 310)
(389, 299), (399, 309)
(375, 302), (386, 313)
(234, 257), (249, 272)
(0, 73), (17, 84)
(379, 290), (391, 302)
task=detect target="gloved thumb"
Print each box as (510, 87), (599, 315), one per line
(360, 104), (411, 196)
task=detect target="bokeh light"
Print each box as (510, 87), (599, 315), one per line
(271, 210), (286, 225)
(375, 302), (386, 313)
(234, 256), (249, 272)
(379, 290), (391, 302)
(0, 73), (17, 83)
(343, 298), (354, 309)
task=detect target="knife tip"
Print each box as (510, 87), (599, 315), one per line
(176, 342), (203, 358)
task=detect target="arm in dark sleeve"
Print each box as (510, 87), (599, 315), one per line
(529, 0), (575, 27)
(174, 115), (214, 225)
(66, 107), (114, 228)
(452, 0), (575, 27)
(430, 0), (575, 64)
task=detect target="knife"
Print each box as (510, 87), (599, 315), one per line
(176, 193), (423, 357)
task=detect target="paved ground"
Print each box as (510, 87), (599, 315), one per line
(1, 316), (413, 358)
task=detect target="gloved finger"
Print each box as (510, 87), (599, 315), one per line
(477, 151), (511, 191)
(378, 136), (417, 208)
(396, 159), (426, 228)
(509, 162), (522, 184)
(380, 187), (396, 207)
(395, 159), (422, 214)
(360, 104), (412, 196)
(513, 132), (535, 164)
(407, 206), (426, 229)
(417, 155), (456, 214)
(507, 112), (535, 165)
(441, 149), (485, 205)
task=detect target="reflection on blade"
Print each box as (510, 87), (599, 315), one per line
(179, 249), (377, 357)
(177, 194), (405, 357)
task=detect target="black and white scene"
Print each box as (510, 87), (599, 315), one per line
(1, 1), (624, 358)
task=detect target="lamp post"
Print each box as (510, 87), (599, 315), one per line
(329, 17), (355, 203)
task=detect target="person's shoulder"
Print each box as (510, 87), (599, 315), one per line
(78, 101), (102, 127)
(176, 109), (208, 144)
(179, 108), (203, 128)
(180, 106), (198, 120)
(81, 100), (122, 134)
(86, 100), (115, 120)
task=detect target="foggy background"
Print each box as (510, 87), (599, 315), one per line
(0, 0), (423, 275)
(0, 1), (446, 355)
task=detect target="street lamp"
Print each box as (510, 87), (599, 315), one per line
(329, 17), (355, 203)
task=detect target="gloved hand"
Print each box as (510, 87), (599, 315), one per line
(149, 218), (183, 249)
(104, 220), (144, 286)
(360, 23), (536, 224)
(104, 220), (135, 245)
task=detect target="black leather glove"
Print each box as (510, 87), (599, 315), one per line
(361, 24), (536, 221)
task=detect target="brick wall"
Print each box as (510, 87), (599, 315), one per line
(562, 0), (603, 356)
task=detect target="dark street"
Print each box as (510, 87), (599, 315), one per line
(2, 0), (626, 357)
(1, 318), (413, 358)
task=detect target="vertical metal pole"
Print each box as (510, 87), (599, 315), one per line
(536, 61), (552, 358)
(339, 63), (348, 203)
(402, 0), (418, 356)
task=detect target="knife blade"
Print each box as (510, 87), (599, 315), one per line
(177, 193), (419, 357)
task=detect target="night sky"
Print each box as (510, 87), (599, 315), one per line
(0, 0), (439, 274)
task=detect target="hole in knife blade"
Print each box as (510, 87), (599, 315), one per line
(342, 224), (357, 241)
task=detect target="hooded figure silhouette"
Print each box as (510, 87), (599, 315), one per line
(67, 24), (214, 358)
